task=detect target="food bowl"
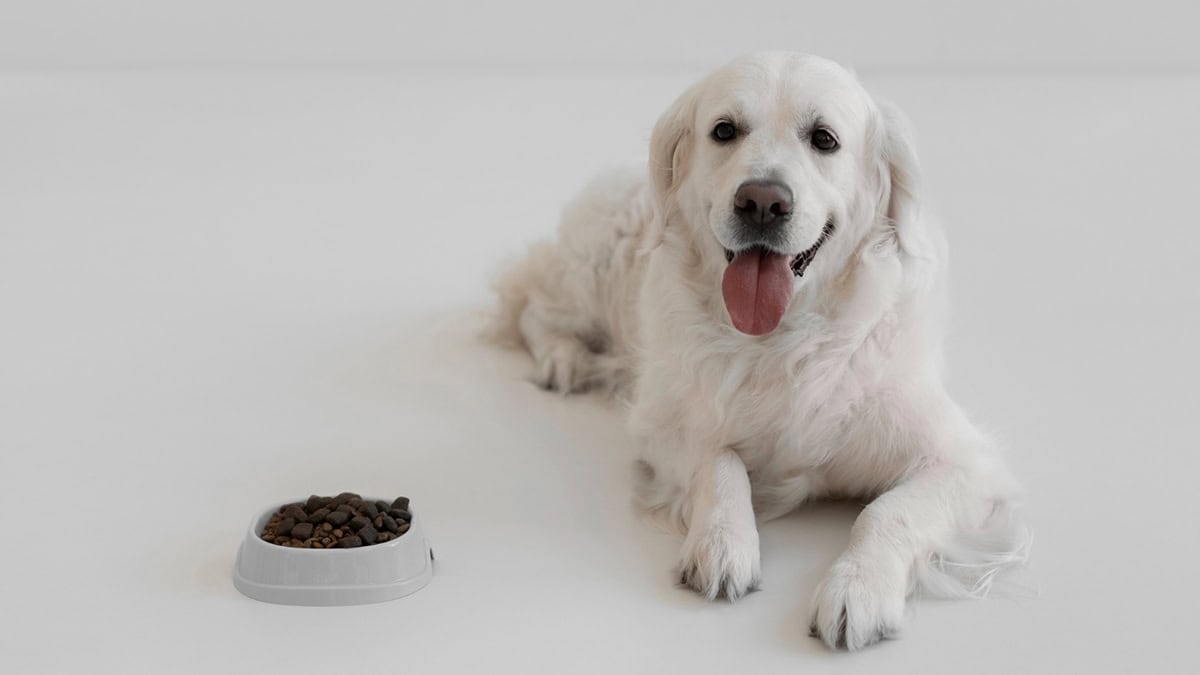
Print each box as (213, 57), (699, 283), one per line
(233, 499), (434, 606)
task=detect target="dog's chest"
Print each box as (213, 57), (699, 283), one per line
(685, 318), (892, 497)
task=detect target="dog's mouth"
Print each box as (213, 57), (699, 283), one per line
(720, 221), (835, 336)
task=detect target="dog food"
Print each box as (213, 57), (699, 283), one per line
(260, 493), (413, 548)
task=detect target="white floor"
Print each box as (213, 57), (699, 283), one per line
(2, 70), (1198, 673)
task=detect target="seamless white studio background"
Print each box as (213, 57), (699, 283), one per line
(1, 0), (1199, 74)
(2, 3), (1199, 674)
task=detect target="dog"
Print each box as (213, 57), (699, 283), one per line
(491, 52), (1027, 650)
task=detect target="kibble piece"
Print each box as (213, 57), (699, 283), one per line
(305, 508), (331, 524)
(397, 522), (410, 535)
(361, 503), (379, 519)
(377, 532), (395, 542)
(283, 505), (307, 521)
(380, 515), (399, 533)
(358, 524), (378, 545)
(291, 522), (314, 540)
(336, 536), (362, 548)
(320, 523), (333, 532)
(332, 529), (344, 538)
(305, 495), (331, 511)
(374, 500), (390, 513)
(349, 515), (370, 532)
(276, 517), (296, 537)
(387, 509), (410, 521)
(274, 535), (291, 545)
(335, 504), (354, 515)
(326, 510), (350, 526)
(334, 492), (361, 505)
(391, 497), (410, 511)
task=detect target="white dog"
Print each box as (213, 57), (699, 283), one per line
(492, 52), (1027, 650)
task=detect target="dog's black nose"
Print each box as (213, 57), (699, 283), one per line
(734, 180), (793, 229)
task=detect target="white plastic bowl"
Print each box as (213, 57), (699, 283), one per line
(233, 499), (434, 606)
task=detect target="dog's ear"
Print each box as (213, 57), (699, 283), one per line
(648, 85), (700, 207)
(873, 99), (925, 255)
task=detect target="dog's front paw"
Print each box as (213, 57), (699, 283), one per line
(809, 556), (909, 650)
(678, 524), (761, 601)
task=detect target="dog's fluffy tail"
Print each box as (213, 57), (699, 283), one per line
(916, 505), (1035, 600)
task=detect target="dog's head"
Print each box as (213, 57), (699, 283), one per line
(650, 52), (920, 335)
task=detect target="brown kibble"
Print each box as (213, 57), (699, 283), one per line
(276, 517), (296, 537)
(305, 508), (331, 524)
(259, 495), (413, 549)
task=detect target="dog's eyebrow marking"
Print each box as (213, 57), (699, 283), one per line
(793, 106), (822, 130)
(712, 107), (749, 132)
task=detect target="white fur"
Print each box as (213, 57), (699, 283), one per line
(491, 52), (1027, 651)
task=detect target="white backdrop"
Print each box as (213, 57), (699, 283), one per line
(4, 3), (1200, 673)
(2, 0), (1199, 73)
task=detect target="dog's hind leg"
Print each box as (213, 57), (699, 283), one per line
(492, 242), (624, 395)
(490, 169), (648, 395)
(518, 301), (616, 394)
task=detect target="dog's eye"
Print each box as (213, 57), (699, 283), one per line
(711, 121), (738, 143)
(811, 128), (839, 152)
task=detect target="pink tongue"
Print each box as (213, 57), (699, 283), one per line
(721, 249), (795, 335)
